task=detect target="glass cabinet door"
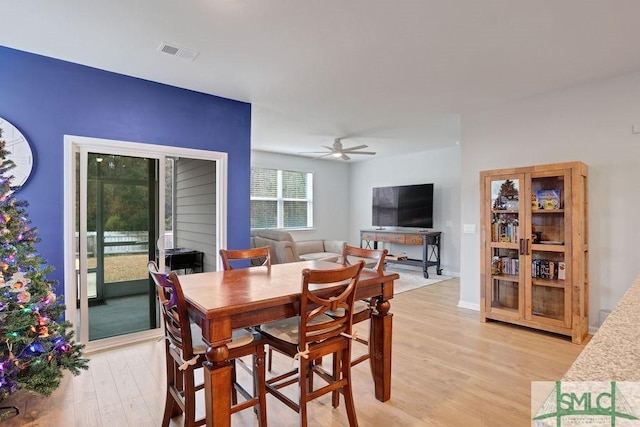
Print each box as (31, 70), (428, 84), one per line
(485, 175), (524, 317)
(526, 169), (570, 327)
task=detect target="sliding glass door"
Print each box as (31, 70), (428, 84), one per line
(87, 153), (158, 339)
(65, 136), (227, 352)
(76, 150), (160, 344)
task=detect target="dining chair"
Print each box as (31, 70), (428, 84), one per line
(219, 246), (272, 398)
(259, 261), (365, 427)
(148, 261), (268, 427)
(334, 245), (388, 369)
(219, 246), (284, 374)
(219, 246), (271, 270)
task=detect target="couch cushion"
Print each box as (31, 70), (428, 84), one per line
(299, 252), (340, 263)
(253, 236), (274, 248)
(295, 240), (325, 255)
(251, 236), (300, 264)
(323, 240), (346, 256)
(273, 241), (300, 264)
(250, 230), (298, 264)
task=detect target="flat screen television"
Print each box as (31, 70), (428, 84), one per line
(372, 183), (434, 229)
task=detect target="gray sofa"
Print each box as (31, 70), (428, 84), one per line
(295, 239), (345, 263)
(250, 229), (345, 264)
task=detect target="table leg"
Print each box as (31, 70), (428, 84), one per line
(204, 344), (233, 427)
(371, 297), (392, 401)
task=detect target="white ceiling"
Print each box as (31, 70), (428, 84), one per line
(3, 1), (640, 161)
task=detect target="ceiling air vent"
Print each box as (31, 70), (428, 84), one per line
(158, 42), (199, 61)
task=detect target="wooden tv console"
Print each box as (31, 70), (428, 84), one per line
(360, 229), (442, 278)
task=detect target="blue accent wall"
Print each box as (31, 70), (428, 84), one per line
(0, 45), (251, 295)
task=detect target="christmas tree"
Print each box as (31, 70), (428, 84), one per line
(493, 179), (519, 209)
(0, 126), (88, 413)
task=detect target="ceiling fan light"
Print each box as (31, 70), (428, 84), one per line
(332, 152), (342, 157)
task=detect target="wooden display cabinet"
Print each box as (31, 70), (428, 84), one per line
(479, 161), (588, 344)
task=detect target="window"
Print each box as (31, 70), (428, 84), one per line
(250, 167), (313, 229)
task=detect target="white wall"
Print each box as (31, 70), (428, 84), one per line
(252, 147), (462, 276)
(251, 150), (351, 241)
(460, 71), (640, 326)
(349, 146), (462, 276)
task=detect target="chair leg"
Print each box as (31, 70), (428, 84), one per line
(331, 352), (340, 408)
(254, 346), (268, 427)
(183, 367), (198, 427)
(307, 356), (315, 393)
(231, 359), (238, 405)
(341, 346), (359, 427)
(367, 320), (374, 376)
(163, 356), (181, 426)
(162, 385), (178, 427)
(308, 356), (322, 392)
(268, 347), (273, 372)
(299, 358), (309, 427)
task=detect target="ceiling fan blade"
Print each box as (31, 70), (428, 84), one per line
(305, 138), (377, 160)
(341, 144), (368, 152)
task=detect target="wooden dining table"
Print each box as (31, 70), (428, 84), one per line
(177, 259), (399, 427)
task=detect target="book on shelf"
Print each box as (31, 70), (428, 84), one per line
(491, 256), (519, 276)
(491, 221), (519, 243)
(536, 189), (561, 210)
(532, 259), (560, 280)
(558, 261), (566, 280)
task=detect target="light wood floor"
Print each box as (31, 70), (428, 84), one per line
(2, 278), (588, 426)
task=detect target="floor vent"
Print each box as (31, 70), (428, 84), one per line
(157, 42), (199, 61)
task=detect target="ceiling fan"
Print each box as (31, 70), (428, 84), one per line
(302, 138), (376, 161)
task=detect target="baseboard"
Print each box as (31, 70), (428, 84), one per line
(458, 300), (480, 311)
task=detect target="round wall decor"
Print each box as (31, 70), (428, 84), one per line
(0, 117), (34, 187)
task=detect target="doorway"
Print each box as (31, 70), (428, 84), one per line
(64, 136), (227, 352)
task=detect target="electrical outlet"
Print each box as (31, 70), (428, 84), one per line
(633, 124), (640, 134)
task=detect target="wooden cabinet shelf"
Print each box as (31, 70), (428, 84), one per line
(491, 274), (520, 283)
(490, 242), (518, 249)
(480, 161), (588, 344)
(531, 278), (566, 289)
(532, 209), (565, 214)
(532, 244), (565, 252)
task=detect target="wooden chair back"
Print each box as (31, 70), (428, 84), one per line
(147, 261), (195, 361)
(342, 245), (388, 274)
(299, 261), (364, 349)
(220, 246), (271, 270)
